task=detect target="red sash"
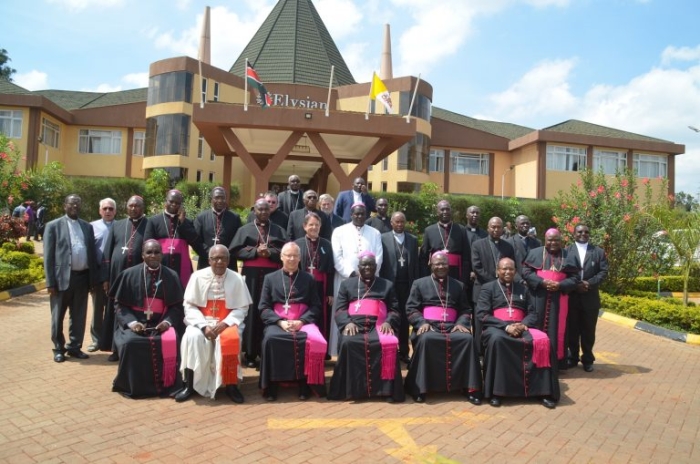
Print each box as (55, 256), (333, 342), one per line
(273, 303), (327, 385)
(537, 269), (569, 360)
(424, 306), (457, 323)
(200, 300), (239, 385)
(350, 299), (398, 380)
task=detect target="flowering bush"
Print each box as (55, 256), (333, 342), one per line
(0, 214), (26, 245)
(0, 134), (31, 215)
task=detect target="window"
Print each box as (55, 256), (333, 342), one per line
(450, 152), (489, 175)
(197, 136), (204, 159)
(398, 133), (430, 172)
(382, 157), (388, 171)
(0, 110), (22, 138)
(133, 131), (145, 156)
(41, 118), (60, 148)
(381, 181), (387, 192)
(201, 78), (207, 104)
(634, 153), (667, 178)
(429, 149), (444, 172)
(196, 170), (203, 182)
(147, 71), (193, 105)
(593, 149), (626, 174)
(398, 92), (432, 121)
(144, 114), (190, 157)
(368, 182), (373, 191)
(213, 82), (220, 102)
(546, 145), (587, 171)
(210, 150), (215, 162)
(79, 129), (122, 154)
(208, 172), (215, 182)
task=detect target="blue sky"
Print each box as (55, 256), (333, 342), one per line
(4, 0), (700, 195)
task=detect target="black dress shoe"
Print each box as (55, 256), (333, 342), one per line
(298, 382), (311, 401)
(541, 397), (557, 409)
(583, 363), (594, 372)
(489, 397), (501, 407)
(107, 353), (119, 362)
(467, 394), (482, 406)
(399, 355), (411, 365)
(225, 385), (244, 404)
(174, 387), (194, 402)
(67, 350), (89, 360)
(53, 352), (65, 363)
(413, 394), (426, 403)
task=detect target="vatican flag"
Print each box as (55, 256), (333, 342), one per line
(370, 72), (393, 113)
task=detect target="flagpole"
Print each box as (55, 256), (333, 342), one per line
(366, 72), (374, 120)
(198, 55), (204, 109)
(325, 65), (334, 117)
(244, 58), (249, 112)
(405, 73), (421, 123)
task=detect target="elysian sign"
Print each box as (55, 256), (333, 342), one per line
(270, 93), (328, 110)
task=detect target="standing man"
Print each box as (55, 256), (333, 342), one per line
(509, 214), (542, 274)
(334, 177), (376, 223)
(35, 202), (46, 241)
(566, 224), (608, 372)
(258, 242), (327, 401)
(380, 211), (419, 363)
(176, 245), (253, 403)
(230, 198), (287, 367)
(464, 205), (488, 246)
(44, 194), (99, 363)
(522, 228), (578, 405)
(286, 190), (332, 241)
(101, 195), (148, 357)
(144, 189), (201, 288)
(277, 174), (305, 216)
(194, 187), (241, 271)
(247, 191), (289, 230)
(420, 200), (471, 281)
(88, 198), (116, 353)
(110, 240), (184, 398)
(319, 194), (344, 230)
(365, 198), (392, 234)
(404, 252), (483, 404)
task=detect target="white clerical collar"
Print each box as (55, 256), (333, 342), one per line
(576, 241), (588, 250)
(164, 210), (177, 218)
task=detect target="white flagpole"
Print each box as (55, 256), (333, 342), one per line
(244, 58), (249, 112)
(365, 73), (374, 120)
(405, 73), (421, 123)
(198, 55), (204, 109)
(325, 65), (334, 117)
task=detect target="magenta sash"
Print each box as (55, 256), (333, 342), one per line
(133, 298), (176, 388)
(424, 306), (457, 323)
(493, 307), (525, 322)
(493, 306), (550, 368)
(537, 269), (569, 360)
(351, 299), (398, 380)
(243, 256), (280, 269)
(273, 303), (327, 385)
(311, 270), (329, 340)
(134, 298), (165, 316)
(446, 253), (462, 278)
(157, 238), (192, 287)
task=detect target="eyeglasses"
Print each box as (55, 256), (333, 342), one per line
(306, 195), (318, 199)
(282, 254), (300, 259)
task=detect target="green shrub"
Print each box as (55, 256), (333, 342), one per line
(0, 269), (34, 291)
(3, 251), (30, 269)
(18, 241), (34, 254)
(601, 292), (700, 333)
(631, 276), (700, 293)
(1, 242), (16, 253)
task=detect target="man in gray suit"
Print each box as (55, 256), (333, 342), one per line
(44, 194), (99, 363)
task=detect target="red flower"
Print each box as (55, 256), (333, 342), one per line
(642, 178), (650, 185)
(597, 185), (605, 193)
(552, 216), (559, 224)
(614, 192), (621, 199)
(623, 214), (631, 222)
(621, 179), (629, 187)
(572, 216), (580, 225)
(589, 191), (597, 198)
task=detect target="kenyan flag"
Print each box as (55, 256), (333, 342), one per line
(246, 64), (273, 108)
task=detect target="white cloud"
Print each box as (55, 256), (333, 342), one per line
(661, 45), (700, 66)
(122, 72), (149, 88)
(46, 0), (124, 11)
(524, 0), (571, 7)
(340, 42), (372, 82)
(14, 70), (49, 91)
(315, 0), (363, 40)
(83, 83), (122, 92)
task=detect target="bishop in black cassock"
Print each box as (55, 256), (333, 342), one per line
(194, 187), (241, 270)
(420, 201), (471, 281)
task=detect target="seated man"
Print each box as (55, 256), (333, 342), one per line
(176, 245), (253, 403)
(328, 252), (404, 402)
(404, 252), (483, 404)
(477, 258), (555, 409)
(258, 242), (327, 401)
(110, 240), (184, 398)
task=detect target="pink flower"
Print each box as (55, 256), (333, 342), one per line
(0, 152), (7, 160)
(642, 178), (650, 185)
(561, 203), (567, 209)
(621, 179), (629, 188)
(572, 216), (580, 225)
(597, 185), (605, 193)
(566, 224), (575, 234)
(577, 180), (582, 186)
(623, 214), (631, 222)
(614, 192), (621, 199)
(589, 191), (597, 198)
(20, 183), (28, 190)
(552, 216), (559, 224)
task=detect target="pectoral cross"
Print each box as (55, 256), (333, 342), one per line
(212, 236), (220, 245)
(354, 301), (362, 312)
(398, 256), (406, 267)
(168, 242), (176, 253)
(144, 308), (153, 320)
(442, 311), (447, 322)
(121, 245), (129, 254)
(211, 302), (219, 319)
(507, 307), (514, 318)
(283, 302), (290, 314)
(308, 262), (316, 273)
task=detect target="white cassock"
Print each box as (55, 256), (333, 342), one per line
(180, 268), (252, 399)
(329, 223), (383, 355)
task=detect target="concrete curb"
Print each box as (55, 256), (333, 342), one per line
(0, 281), (46, 302)
(599, 309), (700, 346)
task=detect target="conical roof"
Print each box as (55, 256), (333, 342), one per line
(229, 0), (355, 87)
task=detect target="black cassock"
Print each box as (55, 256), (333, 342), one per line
(246, 208), (289, 231)
(420, 222), (471, 281)
(476, 279), (553, 399)
(295, 236), (335, 341)
(110, 264), (184, 398)
(365, 215), (392, 234)
(100, 216), (147, 351)
(230, 221), (286, 362)
(144, 212), (201, 288)
(287, 208), (332, 241)
(258, 269), (326, 394)
(193, 209), (241, 270)
(328, 276), (404, 401)
(404, 276), (482, 397)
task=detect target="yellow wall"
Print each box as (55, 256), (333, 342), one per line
(545, 170), (581, 198)
(512, 145), (539, 198)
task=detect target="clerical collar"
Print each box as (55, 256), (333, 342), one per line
(431, 275), (445, 283)
(254, 220), (268, 227)
(468, 227), (477, 232)
(490, 238), (499, 244)
(146, 264), (161, 272)
(306, 236), (318, 242)
(212, 208), (225, 216)
(66, 216), (79, 223)
(498, 279), (511, 287)
(438, 221), (452, 228)
(393, 232), (405, 239)
(284, 269), (298, 276)
(164, 210), (177, 218)
(130, 215), (145, 223)
(361, 277), (375, 286)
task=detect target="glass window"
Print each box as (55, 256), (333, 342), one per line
(144, 114), (190, 157)
(429, 149), (444, 172)
(196, 170), (202, 182)
(381, 181), (387, 192)
(79, 129), (122, 154)
(450, 152), (489, 175)
(210, 149), (215, 162)
(634, 153), (667, 178)
(201, 78), (207, 104)
(398, 92), (432, 121)
(208, 172), (214, 182)
(41, 118), (60, 149)
(593, 149), (626, 174)
(213, 82), (220, 102)
(197, 136), (204, 159)
(0, 110), (23, 138)
(147, 71), (193, 105)
(398, 133), (430, 172)
(133, 131), (145, 156)
(382, 157), (388, 171)
(546, 145), (587, 172)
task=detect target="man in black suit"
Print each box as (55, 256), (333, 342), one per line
(44, 194), (99, 363)
(194, 186), (241, 270)
(508, 215), (542, 275)
(366, 198), (392, 234)
(380, 212), (419, 363)
(277, 175), (305, 216)
(566, 224), (608, 372)
(287, 190), (332, 241)
(319, 194), (344, 230)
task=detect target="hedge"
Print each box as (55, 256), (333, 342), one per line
(630, 276), (700, 293)
(601, 292), (700, 334)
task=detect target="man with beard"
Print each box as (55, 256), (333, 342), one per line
(420, 200), (471, 281)
(404, 252), (483, 404)
(329, 252), (403, 402)
(246, 191), (289, 230)
(230, 198), (287, 368)
(508, 215), (542, 274)
(319, 194), (345, 230)
(194, 187), (241, 271)
(101, 195), (148, 359)
(88, 198), (116, 353)
(380, 211), (419, 364)
(258, 242), (327, 401)
(110, 240), (184, 398)
(365, 198), (392, 234)
(477, 258), (555, 409)
(334, 177), (376, 223)
(176, 245), (253, 403)
(287, 190), (332, 241)
(144, 190), (201, 288)
(522, 228), (578, 405)
(277, 175), (305, 216)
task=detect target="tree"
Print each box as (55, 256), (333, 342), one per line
(0, 49), (17, 82)
(673, 191), (698, 212)
(145, 169), (170, 214)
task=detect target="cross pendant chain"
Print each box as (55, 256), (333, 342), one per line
(398, 256), (406, 267)
(507, 306), (514, 318)
(283, 302), (291, 314)
(168, 242), (176, 253)
(212, 236), (220, 245)
(308, 263), (316, 272)
(121, 245), (129, 254)
(354, 301), (362, 312)
(144, 308), (153, 320)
